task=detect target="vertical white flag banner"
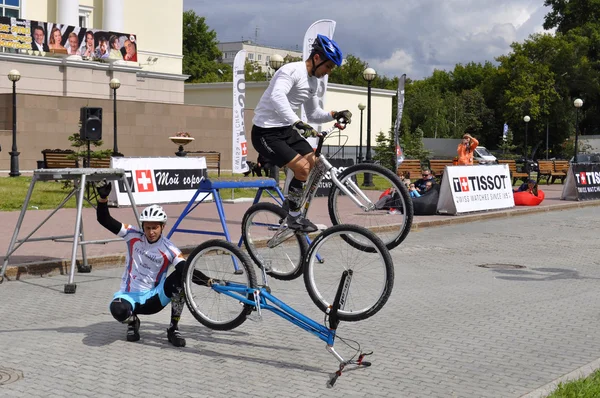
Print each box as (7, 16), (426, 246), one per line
(301, 19), (336, 133)
(394, 74), (406, 166)
(232, 50), (249, 174)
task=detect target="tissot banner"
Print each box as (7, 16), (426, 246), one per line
(561, 163), (600, 201)
(300, 19), (336, 132)
(232, 50), (249, 174)
(0, 16), (137, 62)
(436, 164), (514, 214)
(108, 157), (208, 206)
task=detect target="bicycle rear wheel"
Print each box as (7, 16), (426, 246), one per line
(183, 240), (257, 331)
(242, 202), (307, 281)
(328, 163), (413, 252)
(303, 224), (394, 322)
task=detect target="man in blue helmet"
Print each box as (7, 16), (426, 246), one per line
(251, 34), (352, 232)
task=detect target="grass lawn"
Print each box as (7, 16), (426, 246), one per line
(546, 369), (600, 397)
(0, 172), (284, 212)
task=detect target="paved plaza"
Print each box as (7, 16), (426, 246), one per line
(1, 206), (600, 397)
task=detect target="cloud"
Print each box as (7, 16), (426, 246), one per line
(184, 0), (554, 80)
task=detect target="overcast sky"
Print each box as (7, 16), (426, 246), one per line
(183, 0), (553, 80)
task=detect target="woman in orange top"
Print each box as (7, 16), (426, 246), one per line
(457, 133), (479, 165)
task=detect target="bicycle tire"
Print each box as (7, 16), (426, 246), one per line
(328, 163), (413, 252)
(241, 202), (308, 281)
(183, 240), (257, 331)
(303, 224), (394, 322)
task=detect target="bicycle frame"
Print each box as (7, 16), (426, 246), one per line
(208, 269), (371, 387)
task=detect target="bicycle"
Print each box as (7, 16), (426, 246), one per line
(182, 224), (394, 387)
(241, 121), (413, 280)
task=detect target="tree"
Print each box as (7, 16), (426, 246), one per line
(182, 10), (229, 82)
(244, 60), (268, 82)
(543, 0), (600, 33)
(402, 127), (431, 161)
(373, 130), (395, 171)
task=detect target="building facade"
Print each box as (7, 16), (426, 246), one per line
(0, 0), (186, 103)
(217, 41), (302, 73)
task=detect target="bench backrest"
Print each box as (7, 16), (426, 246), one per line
(42, 149), (78, 168)
(429, 159), (454, 177)
(553, 160), (569, 173)
(187, 151), (221, 176)
(397, 159), (422, 181)
(497, 159), (517, 172)
(88, 158), (111, 168)
(537, 160), (554, 174)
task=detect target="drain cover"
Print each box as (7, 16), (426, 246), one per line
(477, 263), (526, 269)
(0, 367), (24, 385)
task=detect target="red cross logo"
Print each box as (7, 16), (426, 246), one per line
(241, 142), (248, 156)
(135, 170), (155, 192)
(460, 177), (469, 192)
(580, 172), (588, 185)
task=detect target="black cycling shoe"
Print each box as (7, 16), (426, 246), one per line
(167, 327), (186, 347)
(286, 214), (318, 233)
(126, 316), (140, 342)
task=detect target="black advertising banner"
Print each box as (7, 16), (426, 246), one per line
(315, 158), (355, 197)
(153, 169), (208, 192)
(0, 16), (137, 62)
(561, 163), (600, 201)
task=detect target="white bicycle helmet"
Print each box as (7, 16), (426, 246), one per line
(139, 204), (167, 224)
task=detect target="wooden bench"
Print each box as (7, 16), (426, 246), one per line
(536, 160), (554, 184)
(187, 151), (221, 176)
(397, 159), (423, 181)
(429, 159), (454, 181)
(497, 159), (529, 185)
(41, 149), (79, 169)
(88, 157), (111, 168)
(551, 160), (569, 184)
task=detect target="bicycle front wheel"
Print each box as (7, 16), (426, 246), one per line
(303, 224), (394, 322)
(242, 202), (308, 281)
(328, 163), (413, 251)
(183, 240), (257, 331)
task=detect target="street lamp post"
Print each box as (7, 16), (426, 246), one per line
(109, 78), (121, 156)
(362, 67), (376, 186)
(523, 115), (530, 159)
(357, 103), (366, 163)
(269, 53), (284, 71)
(573, 98), (583, 163)
(8, 69), (21, 177)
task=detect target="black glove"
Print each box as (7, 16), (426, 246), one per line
(293, 120), (318, 138)
(333, 110), (352, 123)
(96, 179), (112, 199)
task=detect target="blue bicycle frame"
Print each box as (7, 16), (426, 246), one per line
(208, 268), (371, 387)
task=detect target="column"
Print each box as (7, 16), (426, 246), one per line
(103, 0), (124, 32)
(56, 0), (79, 26)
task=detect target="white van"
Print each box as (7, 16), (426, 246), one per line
(473, 146), (497, 164)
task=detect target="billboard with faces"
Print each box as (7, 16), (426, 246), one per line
(0, 16), (137, 62)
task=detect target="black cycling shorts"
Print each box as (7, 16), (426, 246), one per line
(251, 125), (313, 167)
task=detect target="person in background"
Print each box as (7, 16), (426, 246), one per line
(81, 31), (95, 58)
(48, 27), (66, 51)
(408, 183), (421, 198)
(67, 32), (80, 55)
(31, 25), (49, 52)
(123, 39), (137, 62)
(414, 169), (436, 193)
(514, 178), (539, 196)
(108, 35), (122, 59)
(457, 133), (479, 165)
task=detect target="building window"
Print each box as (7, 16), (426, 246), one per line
(1, 0), (20, 17)
(248, 53), (254, 60)
(79, 6), (93, 28)
(257, 54), (262, 61)
(266, 55), (270, 62)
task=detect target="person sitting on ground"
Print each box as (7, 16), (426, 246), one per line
(95, 180), (204, 347)
(408, 183), (421, 198)
(514, 178), (539, 196)
(414, 169), (436, 193)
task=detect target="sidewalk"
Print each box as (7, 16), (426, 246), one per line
(1, 184), (598, 279)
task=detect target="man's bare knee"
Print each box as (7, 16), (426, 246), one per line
(286, 156), (311, 181)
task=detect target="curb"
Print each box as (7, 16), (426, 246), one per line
(2, 199), (600, 281)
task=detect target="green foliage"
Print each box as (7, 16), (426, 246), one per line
(373, 130), (395, 171)
(402, 127), (431, 161)
(497, 130), (519, 155)
(67, 132), (112, 164)
(182, 10), (229, 83)
(546, 367), (600, 397)
(245, 60), (268, 82)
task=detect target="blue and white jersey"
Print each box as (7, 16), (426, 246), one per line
(117, 224), (184, 293)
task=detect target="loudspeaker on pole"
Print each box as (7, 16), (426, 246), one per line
(80, 107), (103, 141)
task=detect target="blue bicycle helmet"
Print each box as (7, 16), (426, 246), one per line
(311, 34), (343, 66)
